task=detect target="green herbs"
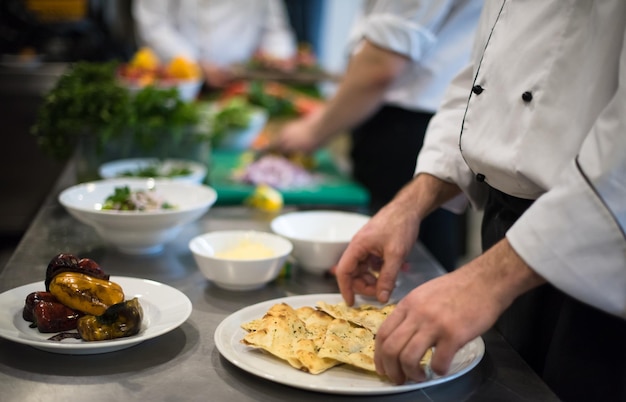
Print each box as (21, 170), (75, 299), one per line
(31, 61), (207, 160)
(102, 186), (175, 211)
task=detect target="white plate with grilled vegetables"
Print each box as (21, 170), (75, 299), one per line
(214, 293), (485, 395)
(0, 276), (192, 354)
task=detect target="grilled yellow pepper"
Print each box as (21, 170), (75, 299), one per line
(48, 272), (124, 316)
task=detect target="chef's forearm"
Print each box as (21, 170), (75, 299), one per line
(311, 40), (410, 143)
(463, 238), (547, 309)
(390, 173), (462, 225)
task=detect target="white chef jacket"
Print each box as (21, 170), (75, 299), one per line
(346, 0), (483, 113)
(132, 0), (296, 66)
(416, 0), (626, 317)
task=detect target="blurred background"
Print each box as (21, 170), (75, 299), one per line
(0, 0), (357, 230)
(0, 0), (481, 267)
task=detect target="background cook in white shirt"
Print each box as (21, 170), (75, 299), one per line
(132, 0), (297, 87)
(277, 0), (483, 270)
(335, 1), (626, 400)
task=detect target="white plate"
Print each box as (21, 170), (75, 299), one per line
(99, 158), (207, 184)
(0, 276), (192, 354)
(214, 293), (484, 395)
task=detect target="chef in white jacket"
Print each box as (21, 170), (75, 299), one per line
(132, 0), (297, 87)
(334, 1), (626, 401)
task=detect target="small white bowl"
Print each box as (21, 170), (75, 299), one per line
(98, 158), (207, 184)
(172, 78), (204, 102)
(189, 230), (292, 291)
(59, 178), (217, 254)
(270, 210), (370, 274)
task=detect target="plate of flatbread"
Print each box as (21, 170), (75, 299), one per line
(214, 294), (484, 395)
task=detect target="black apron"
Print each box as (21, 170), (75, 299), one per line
(351, 105), (464, 271)
(482, 185), (626, 402)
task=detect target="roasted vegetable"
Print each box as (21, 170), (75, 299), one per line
(32, 301), (83, 333)
(48, 272), (124, 316)
(77, 298), (143, 341)
(45, 253), (110, 291)
(23, 291), (58, 322)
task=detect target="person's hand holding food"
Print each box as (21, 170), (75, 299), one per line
(335, 194), (420, 306)
(200, 61), (236, 88)
(277, 107), (325, 153)
(375, 238), (546, 384)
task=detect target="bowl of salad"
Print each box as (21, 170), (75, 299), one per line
(59, 178), (218, 254)
(98, 158), (207, 184)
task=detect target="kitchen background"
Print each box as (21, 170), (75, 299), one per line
(0, 0), (482, 269)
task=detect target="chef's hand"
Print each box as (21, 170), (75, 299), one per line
(375, 238), (547, 384)
(276, 108), (324, 153)
(335, 199), (420, 305)
(200, 61), (235, 89)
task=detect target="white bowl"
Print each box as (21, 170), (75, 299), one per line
(172, 78), (204, 102)
(189, 230), (292, 291)
(270, 210), (370, 274)
(98, 158), (207, 184)
(59, 178), (218, 254)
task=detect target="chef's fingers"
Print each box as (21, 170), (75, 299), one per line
(335, 245), (370, 305)
(375, 255), (403, 304)
(375, 307), (414, 383)
(429, 338), (461, 376)
(398, 329), (437, 383)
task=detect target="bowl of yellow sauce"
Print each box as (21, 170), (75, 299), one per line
(189, 230), (292, 291)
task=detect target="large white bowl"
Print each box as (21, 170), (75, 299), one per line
(59, 178), (218, 254)
(189, 230), (292, 291)
(270, 210), (370, 274)
(98, 158), (207, 184)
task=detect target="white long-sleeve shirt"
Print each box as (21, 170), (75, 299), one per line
(416, 0), (626, 317)
(346, 0), (483, 113)
(132, 0), (296, 66)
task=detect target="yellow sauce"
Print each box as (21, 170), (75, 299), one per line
(215, 240), (275, 260)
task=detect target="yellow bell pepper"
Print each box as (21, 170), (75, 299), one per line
(49, 272), (124, 316)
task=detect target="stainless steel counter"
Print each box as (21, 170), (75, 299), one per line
(0, 162), (560, 401)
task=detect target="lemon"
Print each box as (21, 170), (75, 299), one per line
(166, 56), (201, 79)
(245, 184), (283, 213)
(130, 47), (160, 70)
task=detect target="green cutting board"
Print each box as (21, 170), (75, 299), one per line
(208, 150), (370, 206)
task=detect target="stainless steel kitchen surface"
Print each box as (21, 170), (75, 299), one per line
(0, 162), (560, 402)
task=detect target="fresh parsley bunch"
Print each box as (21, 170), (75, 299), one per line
(32, 61), (207, 160)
